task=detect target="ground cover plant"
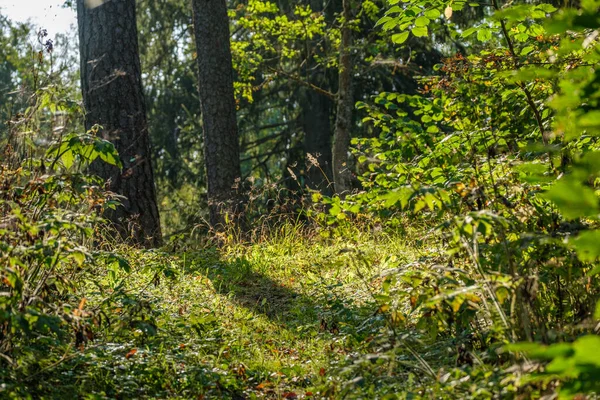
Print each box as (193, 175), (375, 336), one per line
(1, 0), (600, 398)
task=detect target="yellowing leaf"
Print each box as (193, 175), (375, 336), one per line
(496, 287), (510, 304)
(451, 297), (463, 313)
(378, 304), (390, 313)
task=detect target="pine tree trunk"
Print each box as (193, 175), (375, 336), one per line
(77, 0), (162, 248)
(301, 89), (333, 195)
(301, 0), (334, 195)
(332, 0), (354, 196)
(191, 0), (241, 229)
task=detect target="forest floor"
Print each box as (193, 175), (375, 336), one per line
(30, 224), (469, 399)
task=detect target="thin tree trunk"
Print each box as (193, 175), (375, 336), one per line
(332, 0), (354, 196)
(77, 0), (162, 248)
(191, 0), (242, 229)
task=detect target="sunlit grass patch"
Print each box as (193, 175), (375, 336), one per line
(36, 225), (419, 398)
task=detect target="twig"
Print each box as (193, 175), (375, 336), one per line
(492, 0), (548, 145)
(267, 67), (336, 99)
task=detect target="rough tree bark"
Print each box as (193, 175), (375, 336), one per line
(300, 0), (334, 195)
(191, 0), (242, 229)
(301, 89), (333, 195)
(332, 0), (354, 196)
(77, 0), (162, 247)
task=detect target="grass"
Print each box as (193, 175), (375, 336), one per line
(19, 223), (434, 399)
(7, 221), (545, 399)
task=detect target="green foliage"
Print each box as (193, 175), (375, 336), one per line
(508, 334), (600, 399)
(0, 128), (126, 388)
(47, 128), (123, 171)
(319, 0), (600, 397)
(0, 35), (135, 394)
(232, 0), (329, 103)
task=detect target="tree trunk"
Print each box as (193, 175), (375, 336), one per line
(77, 0), (162, 248)
(332, 0), (354, 196)
(301, 89), (333, 195)
(301, 0), (334, 195)
(191, 0), (242, 229)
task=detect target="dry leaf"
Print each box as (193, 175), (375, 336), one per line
(444, 6), (453, 19)
(125, 348), (137, 359)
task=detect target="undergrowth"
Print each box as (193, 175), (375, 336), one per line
(3, 224), (434, 399)
(6, 218), (590, 399)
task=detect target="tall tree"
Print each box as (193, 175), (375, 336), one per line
(191, 0), (241, 229)
(332, 0), (354, 195)
(300, 0), (334, 195)
(77, 0), (162, 247)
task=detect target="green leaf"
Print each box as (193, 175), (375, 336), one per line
(379, 186), (415, 208)
(495, 287), (510, 304)
(61, 150), (74, 169)
(541, 179), (599, 220)
(569, 230), (600, 263)
(411, 26), (428, 37)
(506, 342), (574, 360)
(515, 162), (553, 184)
(530, 9), (546, 19)
(477, 28), (492, 42)
(572, 335), (600, 366)
(462, 27), (477, 38)
(109, 255), (131, 274)
(330, 203), (341, 216)
(94, 140), (122, 168)
(70, 251), (86, 266)
(493, 5), (533, 22)
(520, 46), (534, 55)
(414, 16), (430, 27)
(424, 9), (440, 19)
(382, 19), (398, 31)
(537, 4), (557, 12)
(392, 31), (410, 44)
(579, 111), (600, 129)
(376, 16), (393, 27)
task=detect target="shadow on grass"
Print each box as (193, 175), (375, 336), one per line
(184, 249), (375, 332)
